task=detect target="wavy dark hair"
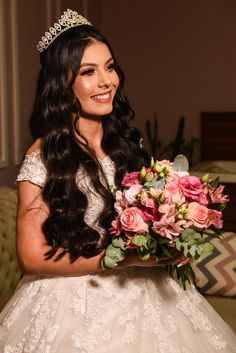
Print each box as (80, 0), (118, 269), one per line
(29, 24), (149, 262)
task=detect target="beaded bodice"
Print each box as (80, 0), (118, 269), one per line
(16, 150), (116, 237)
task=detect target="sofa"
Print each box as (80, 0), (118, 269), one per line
(0, 187), (22, 311)
(0, 187), (235, 332)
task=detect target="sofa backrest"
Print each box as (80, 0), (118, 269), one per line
(0, 187), (22, 311)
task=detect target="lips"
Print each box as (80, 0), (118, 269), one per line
(91, 91), (112, 103)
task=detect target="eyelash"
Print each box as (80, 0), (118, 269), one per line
(80, 63), (116, 76)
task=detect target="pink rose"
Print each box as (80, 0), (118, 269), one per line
(179, 175), (208, 205)
(187, 202), (209, 228)
(122, 172), (141, 187)
(120, 207), (148, 233)
(208, 209), (223, 229)
(123, 184), (142, 204)
(165, 174), (185, 204)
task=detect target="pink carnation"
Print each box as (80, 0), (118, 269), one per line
(122, 172), (141, 188)
(179, 175), (208, 205)
(187, 202), (209, 228)
(120, 207), (148, 233)
(208, 209), (223, 229)
(209, 185), (229, 204)
(142, 207), (159, 222)
(109, 218), (122, 236)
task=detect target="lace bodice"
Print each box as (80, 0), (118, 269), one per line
(16, 150), (116, 236)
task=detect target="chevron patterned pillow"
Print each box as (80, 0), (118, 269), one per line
(191, 232), (236, 297)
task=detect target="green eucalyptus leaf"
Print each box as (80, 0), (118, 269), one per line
(112, 237), (126, 250)
(173, 154), (189, 172)
(175, 240), (182, 251)
(189, 245), (197, 257)
(132, 235), (148, 247)
(144, 177), (165, 189)
(101, 256), (118, 269)
(104, 243), (126, 262)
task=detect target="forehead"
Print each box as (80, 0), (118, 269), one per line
(81, 41), (112, 64)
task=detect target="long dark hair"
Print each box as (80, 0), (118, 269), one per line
(30, 25), (149, 262)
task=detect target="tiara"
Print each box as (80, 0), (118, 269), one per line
(37, 9), (92, 52)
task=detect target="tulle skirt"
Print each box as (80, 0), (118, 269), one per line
(0, 267), (236, 353)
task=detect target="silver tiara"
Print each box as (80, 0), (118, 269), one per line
(37, 9), (92, 52)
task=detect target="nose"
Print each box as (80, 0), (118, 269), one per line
(98, 70), (112, 87)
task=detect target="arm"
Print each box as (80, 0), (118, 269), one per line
(17, 180), (189, 276)
(16, 180), (105, 276)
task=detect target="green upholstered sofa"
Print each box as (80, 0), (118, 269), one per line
(0, 187), (235, 333)
(0, 187), (22, 311)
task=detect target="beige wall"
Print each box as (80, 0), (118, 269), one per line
(1, 0), (236, 186)
(0, 0), (90, 187)
(99, 0), (236, 159)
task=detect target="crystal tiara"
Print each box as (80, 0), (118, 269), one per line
(37, 9), (92, 52)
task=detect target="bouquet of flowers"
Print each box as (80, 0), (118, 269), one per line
(101, 155), (229, 289)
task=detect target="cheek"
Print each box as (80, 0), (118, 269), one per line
(73, 79), (94, 99)
(113, 72), (120, 88)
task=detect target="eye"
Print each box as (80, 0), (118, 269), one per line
(80, 68), (95, 76)
(107, 62), (116, 71)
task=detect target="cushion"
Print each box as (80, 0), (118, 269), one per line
(0, 187), (22, 310)
(191, 232), (236, 297)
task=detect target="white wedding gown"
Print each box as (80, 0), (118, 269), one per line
(0, 150), (236, 353)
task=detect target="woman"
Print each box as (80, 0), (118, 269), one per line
(0, 9), (235, 353)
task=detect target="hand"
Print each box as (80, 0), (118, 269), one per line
(119, 251), (191, 269)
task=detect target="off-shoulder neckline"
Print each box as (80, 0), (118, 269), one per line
(25, 148), (110, 163)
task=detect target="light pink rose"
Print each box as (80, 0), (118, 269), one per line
(123, 184), (143, 204)
(165, 174), (185, 204)
(187, 202), (209, 228)
(208, 209), (223, 229)
(179, 175), (208, 205)
(120, 207), (148, 233)
(122, 172), (141, 187)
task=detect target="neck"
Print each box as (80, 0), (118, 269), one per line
(75, 116), (105, 158)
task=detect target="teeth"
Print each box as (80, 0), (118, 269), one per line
(92, 93), (110, 100)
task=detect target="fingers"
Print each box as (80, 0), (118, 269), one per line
(176, 257), (191, 267)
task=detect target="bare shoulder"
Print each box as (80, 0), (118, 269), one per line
(26, 138), (41, 155)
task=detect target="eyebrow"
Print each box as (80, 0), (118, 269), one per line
(80, 57), (114, 68)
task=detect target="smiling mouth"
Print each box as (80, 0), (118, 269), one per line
(91, 91), (112, 103)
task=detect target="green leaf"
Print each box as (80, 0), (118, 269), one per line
(104, 243), (126, 263)
(148, 237), (158, 250)
(101, 256), (118, 270)
(132, 235), (147, 247)
(160, 246), (172, 257)
(138, 252), (151, 261)
(189, 245), (197, 257)
(112, 237), (126, 250)
(211, 177), (219, 189)
(173, 154), (189, 172)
